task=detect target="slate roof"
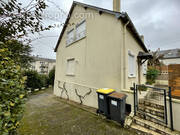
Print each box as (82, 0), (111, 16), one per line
(159, 49), (180, 59)
(54, 1), (148, 52)
(32, 56), (56, 63)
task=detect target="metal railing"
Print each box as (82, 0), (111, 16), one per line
(133, 83), (174, 130)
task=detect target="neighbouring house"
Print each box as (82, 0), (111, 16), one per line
(159, 48), (180, 65)
(155, 48), (180, 88)
(154, 49), (180, 86)
(30, 56), (56, 74)
(53, 0), (149, 110)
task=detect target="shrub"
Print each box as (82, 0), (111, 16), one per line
(23, 70), (42, 90)
(138, 85), (147, 91)
(23, 70), (49, 90)
(48, 67), (55, 86)
(146, 68), (159, 85)
(0, 47), (26, 135)
(39, 74), (49, 88)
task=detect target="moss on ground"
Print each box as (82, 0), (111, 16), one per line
(18, 88), (136, 135)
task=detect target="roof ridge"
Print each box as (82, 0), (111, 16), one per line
(32, 56), (56, 61)
(73, 1), (123, 14)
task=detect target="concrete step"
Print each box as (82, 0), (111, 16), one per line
(139, 100), (164, 110)
(133, 116), (176, 135)
(136, 111), (166, 127)
(138, 105), (164, 118)
(131, 124), (161, 135)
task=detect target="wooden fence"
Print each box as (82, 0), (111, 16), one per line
(168, 64), (180, 99)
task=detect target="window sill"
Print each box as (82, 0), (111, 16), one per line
(66, 36), (86, 47)
(128, 76), (136, 78)
(66, 74), (75, 77)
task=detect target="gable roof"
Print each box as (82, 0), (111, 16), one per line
(54, 1), (148, 52)
(158, 48), (180, 59)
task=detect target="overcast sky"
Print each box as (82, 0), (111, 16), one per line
(28, 0), (180, 59)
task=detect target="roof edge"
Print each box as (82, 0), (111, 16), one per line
(54, 1), (148, 53)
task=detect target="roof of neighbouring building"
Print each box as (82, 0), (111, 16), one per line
(32, 56), (56, 63)
(158, 49), (180, 59)
(54, 1), (148, 52)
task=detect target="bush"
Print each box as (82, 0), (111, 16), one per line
(23, 70), (41, 90)
(146, 68), (159, 85)
(23, 70), (49, 90)
(39, 74), (49, 88)
(138, 85), (147, 91)
(0, 47), (26, 135)
(48, 67), (55, 86)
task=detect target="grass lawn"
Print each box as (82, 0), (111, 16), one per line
(18, 88), (136, 135)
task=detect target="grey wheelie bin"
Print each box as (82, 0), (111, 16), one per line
(96, 88), (115, 118)
(108, 92), (127, 125)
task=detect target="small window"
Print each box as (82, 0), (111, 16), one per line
(128, 51), (136, 77)
(76, 20), (86, 41)
(67, 29), (74, 45)
(66, 59), (75, 76)
(143, 63), (147, 75)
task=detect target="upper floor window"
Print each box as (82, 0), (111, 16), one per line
(40, 61), (45, 64)
(66, 29), (74, 46)
(128, 51), (136, 77)
(66, 20), (86, 46)
(76, 20), (86, 41)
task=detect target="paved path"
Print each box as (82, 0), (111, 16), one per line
(18, 88), (135, 135)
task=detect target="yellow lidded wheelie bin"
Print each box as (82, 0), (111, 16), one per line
(96, 88), (115, 118)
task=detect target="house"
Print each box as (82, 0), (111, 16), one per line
(155, 48), (180, 87)
(30, 56), (56, 74)
(159, 48), (180, 65)
(53, 0), (148, 109)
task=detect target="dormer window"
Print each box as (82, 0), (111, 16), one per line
(76, 20), (86, 41)
(66, 29), (74, 46)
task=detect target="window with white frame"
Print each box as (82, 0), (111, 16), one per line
(142, 63), (147, 75)
(76, 20), (86, 41)
(66, 59), (75, 76)
(128, 51), (136, 77)
(66, 29), (74, 45)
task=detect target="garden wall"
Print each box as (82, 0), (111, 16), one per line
(154, 65), (169, 86)
(166, 98), (180, 131)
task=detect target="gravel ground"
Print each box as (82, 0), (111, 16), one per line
(18, 88), (136, 135)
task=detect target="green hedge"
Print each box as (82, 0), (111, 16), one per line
(0, 47), (26, 135)
(48, 67), (55, 86)
(39, 74), (49, 88)
(23, 70), (49, 90)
